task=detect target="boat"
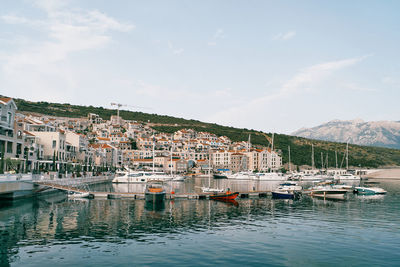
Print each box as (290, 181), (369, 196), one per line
(353, 186), (387, 195)
(310, 185), (347, 199)
(202, 150), (224, 193)
(202, 187), (224, 193)
(227, 171), (256, 180)
(213, 173), (228, 179)
(112, 171), (174, 183)
(272, 190), (301, 199)
(172, 175), (185, 181)
(334, 173), (360, 180)
(67, 191), (90, 199)
(144, 182), (166, 203)
(257, 173), (286, 181)
(209, 190), (239, 201)
(332, 184), (354, 192)
(272, 182), (302, 199)
(277, 182), (302, 191)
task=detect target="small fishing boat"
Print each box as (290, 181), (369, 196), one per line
(209, 190), (239, 201)
(145, 182), (166, 203)
(310, 186), (347, 199)
(353, 186), (387, 195)
(278, 182), (302, 191)
(202, 187), (224, 193)
(272, 182), (302, 199)
(67, 191), (90, 199)
(332, 184), (354, 192)
(172, 175), (185, 181)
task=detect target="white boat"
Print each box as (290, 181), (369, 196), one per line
(202, 149), (224, 193)
(310, 185), (347, 199)
(172, 175), (185, 181)
(334, 174), (360, 180)
(257, 173), (286, 181)
(201, 187), (224, 193)
(67, 191), (90, 199)
(276, 182), (302, 191)
(227, 171), (256, 180)
(112, 171), (173, 183)
(332, 184), (354, 191)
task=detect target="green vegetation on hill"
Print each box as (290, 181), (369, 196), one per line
(13, 97), (400, 168)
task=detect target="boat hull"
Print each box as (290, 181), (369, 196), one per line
(354, 187), (387, 195)
(145, 192), (166, 202)
(272, 191), (294, 199)
(213, 174), (228, 179)
(310, 190), (347, 199)
(210, 192), (239, 200)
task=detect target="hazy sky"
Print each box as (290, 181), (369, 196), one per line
(1, 0), (399, 133)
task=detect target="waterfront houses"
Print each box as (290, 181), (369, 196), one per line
(0, 96), (283, 175)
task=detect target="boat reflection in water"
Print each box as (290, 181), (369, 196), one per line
(145, 199), (166, 211)
(211, 198), (239, 207)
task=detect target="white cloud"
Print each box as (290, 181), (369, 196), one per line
(207, 28), (225, 46)
(272, 31), (296, 41)
(167, 41), (184, 55)
(0, 1), (134, 102)
(342, 82), (377, 92)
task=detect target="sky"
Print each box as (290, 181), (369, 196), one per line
(1, 0), (399, 134)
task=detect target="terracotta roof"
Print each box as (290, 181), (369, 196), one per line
(0, 97), (12, 104)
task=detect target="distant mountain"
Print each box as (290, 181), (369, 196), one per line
(292, 119), (400, 149)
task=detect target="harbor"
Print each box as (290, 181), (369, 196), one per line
(1, 178), (400, 266)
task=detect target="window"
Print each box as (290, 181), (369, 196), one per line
(52, 140), (56, 148)
(6, 142), (13, 154)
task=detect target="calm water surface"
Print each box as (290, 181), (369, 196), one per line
(1, 178), (400, 266)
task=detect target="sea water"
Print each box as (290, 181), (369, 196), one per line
(1, 179), (400, 266)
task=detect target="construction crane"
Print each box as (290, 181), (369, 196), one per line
(110, 103), (151, 120)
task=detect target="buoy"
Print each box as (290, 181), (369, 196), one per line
(171, 191), (175, 194)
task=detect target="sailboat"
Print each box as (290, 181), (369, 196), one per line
(202, 149), (223, 193)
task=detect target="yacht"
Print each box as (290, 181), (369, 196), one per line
(257, 173), (286, 181)
(334, 173), (360, 180)
(112, 171), (173, 183)
(226, 171), (256, 180)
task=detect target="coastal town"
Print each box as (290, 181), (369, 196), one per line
(0, 97), (282, 177)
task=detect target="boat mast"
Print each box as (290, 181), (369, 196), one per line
(152, 136), (155, 173)
(288, 145), (291, 172)
(335, 150), (338, 169)
(311, 144), (315, 170)
(346, 141), (349, 170)
(208, 148), (211, 188)
(321, 152), (323, 170)
(170, 141), (173, 176)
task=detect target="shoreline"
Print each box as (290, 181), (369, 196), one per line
(364, 168), (400, 179)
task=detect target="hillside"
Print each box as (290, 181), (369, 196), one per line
(13, 97), (400, 168)
(293, 119), (400, 149)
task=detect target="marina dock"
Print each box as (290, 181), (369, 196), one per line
(33, 180), (272, 200)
